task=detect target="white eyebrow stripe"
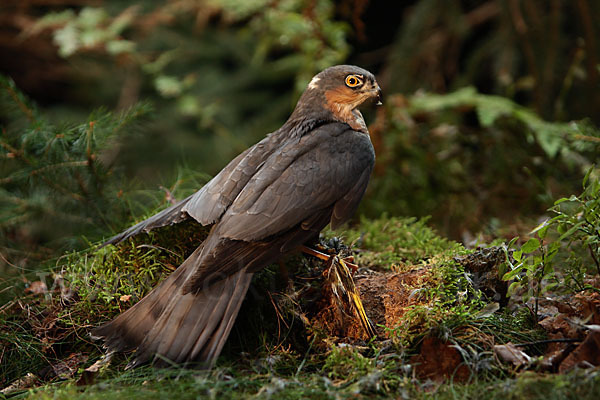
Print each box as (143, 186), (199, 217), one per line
(308, 76), (320, 89)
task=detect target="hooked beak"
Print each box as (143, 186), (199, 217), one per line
(370, 84), (382, 106)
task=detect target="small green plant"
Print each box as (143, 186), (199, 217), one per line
(503, 167), (600, 317)
(322, 345), (374, 381)
(550, 167), (600, 278)
(502, 236), (561, 318)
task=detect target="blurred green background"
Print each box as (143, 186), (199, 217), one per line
(1, 0), (599, 271)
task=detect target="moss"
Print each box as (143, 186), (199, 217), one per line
(0, 215), (585, 397)
(0, 219), (209, 384)
(20, 364), (600, 400)
(334, 215), (465, 269)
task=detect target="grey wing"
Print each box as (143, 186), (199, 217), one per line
(102, 133), (284, 246)
(216, 125), (375, 242)
(182, 133), (285, 225)
(330, 166), (372, 229)
(102, 195), (194, 246)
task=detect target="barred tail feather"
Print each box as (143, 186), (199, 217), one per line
(130, 269), (252, 368)
(89, 244), (201, 352)
(91, 243), (253, 368)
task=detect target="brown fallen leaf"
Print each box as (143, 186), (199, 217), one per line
(77, 353), (113, 386)
(1, 373), (38, 395)
(25, 281), (47, 295)
(558, 330), (600, 373)
(538, 313), (581, 339)
(410, 336), (470, 382)
(52, 353), (89, 380)
(574, 292), (600, 325)
(494, 343), (531, 367)
(120, 294), (132, 302)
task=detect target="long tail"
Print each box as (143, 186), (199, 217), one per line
(91, 243), (253, 368)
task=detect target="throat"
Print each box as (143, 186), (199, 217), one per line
(338, 106), (368, 133)
(350, 109), (368, 133)
(327, 103), (368, 133)
(323, 88), (369, 133)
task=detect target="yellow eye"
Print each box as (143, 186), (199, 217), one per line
(345, 74), (363, 88)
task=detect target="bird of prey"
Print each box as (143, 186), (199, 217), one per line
(92, 65), (381, 368)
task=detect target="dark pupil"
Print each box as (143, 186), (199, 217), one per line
(349, 77), (356, 85)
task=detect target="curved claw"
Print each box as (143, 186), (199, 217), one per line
(300, 245), (359, 273)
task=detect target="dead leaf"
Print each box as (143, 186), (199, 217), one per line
(1, 373), (38, 395)
(474, 302), (499, 319)
(574, 292), (600, 325)
(538, 313), (581, 339)
(410, 336), (470, 382)
(558, 330), (600, 373)
(494, 343), (531, 367)
(52, 353), (89, 379)
(77, 353), (113, 386)
(25, 281), (47, 295)
(120, 294), (132, 302)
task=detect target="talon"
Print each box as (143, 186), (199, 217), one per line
(343, 256), (358, 274)
(301, 245), (359, 272)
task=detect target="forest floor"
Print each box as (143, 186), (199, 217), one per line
(1, 216), (600, 399)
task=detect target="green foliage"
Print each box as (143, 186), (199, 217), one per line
(0, 213), (540, 394)
(27, 0), (351, 184)
(336, 215), (542, 373)
(0, 75), (156, 260)
(8, 0), (599, 245)
(386, 260), (486, 349)
(20, 367), (600, 400)
(365, 88), (599, 238)
(30, 7), (136, 57)
(66, 222), (209, 316)
(0, 75), (218, 277)
(409, 87), (596, 160)
(502, 235), (560, 315)
(322, 346), (374, 381)
(550, 167), (600, 278)
(503, 166), (600, 316)
(0, 1), (599, 397)
(386, 0), (600, 124)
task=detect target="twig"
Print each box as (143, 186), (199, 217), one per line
(514, 338), (582, 347)
(1, 80), (34, 122)
(136, 244), (181, 260)
(575, 0), (598, 89)
(574, 134), (600, 143)
(507, 0), (540, 111)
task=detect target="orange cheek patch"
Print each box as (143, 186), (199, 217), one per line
(324, 87), (360, 106)
(324, 87), (369, 132)
(324, 87), (362, 121)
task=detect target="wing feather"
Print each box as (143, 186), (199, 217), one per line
(217, 123), (375, 241)
(183, 133), (285, 225)
(103, 131), (288, 246)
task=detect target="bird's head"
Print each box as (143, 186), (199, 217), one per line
(292, 65), (382, 133)
(310, 65), (382, 107)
